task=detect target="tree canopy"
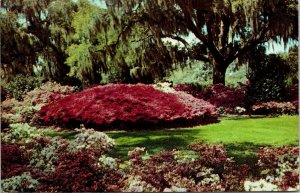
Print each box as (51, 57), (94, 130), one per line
(105, 0), (298, 84)
(1, 0), (298, 86)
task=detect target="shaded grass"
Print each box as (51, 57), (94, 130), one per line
(106, 116), (298, 162)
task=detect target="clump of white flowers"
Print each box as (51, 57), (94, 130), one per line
(244, 179), (278, 191)
(98, 155), (117, 169)
(68, 125), (115, 153)
(122, 176), (158, 192)
(163, 186), (188, 192)
(234, 106), (246, 114)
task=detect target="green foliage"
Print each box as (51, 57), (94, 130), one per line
(281, 46), (298, 86)
(225, 64), (248, 88)
(166, 60), (247, 88)
(166, 61), (212, 87)
(1, 0), (76, 82)
(1, 172), (39, 192)
(247, 47), (291, 104)
(3, 74), (40, 100)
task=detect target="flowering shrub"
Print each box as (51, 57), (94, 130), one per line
(123, 143), (251, 192)
(1, 143), (30, 179)
(38, 151), (123, 192)
(2, 123), (44, 144)
(1, 81), (76, 126)
(23, 81), (76, 105)
(251, 101), (297, 115)
(256, 146), (299, 191)
(1, 126), (124, 192)
(199, 84), (247, 114)
(26, 136), (68, 173)
(38, 84), (217, 129)
(1, 172), (39, 192)
(68, 126), (115, 155)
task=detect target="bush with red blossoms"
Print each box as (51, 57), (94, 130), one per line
(251, 101), (297, 115)
(199, 84), (247, 111)
(1, 143), (30, 179)
(37, 84), (217, 129)
(38, 151), (124, 192)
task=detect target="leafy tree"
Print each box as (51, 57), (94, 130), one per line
(66, 0), (178, 85)
(1, 0), (77, 82)
(247, 46), (291, 104)
(281, 46), (298, 85)
(105, 0), (298, 84)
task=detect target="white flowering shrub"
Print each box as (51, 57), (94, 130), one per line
(1, 172), (39, 192)
(28, 136), (68, 173)
(122, 176), (158, 192)
(68, 126), (115, 154)
(98, 155), (118, 169)
(2, 123), (44, 143)
(244, 179), (279, 191)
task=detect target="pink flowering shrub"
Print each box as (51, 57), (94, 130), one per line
(200, 84), (247, 110)
(175, 83), (247, 114)
(37, 84), (217, 129)
(251, 101), (297, 115)
(1, 82), (76, 125)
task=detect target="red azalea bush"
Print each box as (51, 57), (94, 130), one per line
(38, 151), (124, 192)
(37, 84), (217, 129)
(176, 83), (247, 114)
(199, 84), (247, 110)
(251, 101), (297, 115)
(1, 143), (30, 179)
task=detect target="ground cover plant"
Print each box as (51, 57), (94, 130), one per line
(37, 84), (217, 129)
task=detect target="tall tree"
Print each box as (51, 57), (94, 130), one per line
(105, 0), (298, 84)
(1, 0), (77, 81)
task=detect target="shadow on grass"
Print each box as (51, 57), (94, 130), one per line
(220, 115), (272, 120)
(107, 129), (271, 165)
(107, 130), (200, 160)
(46, 131), (78, 140)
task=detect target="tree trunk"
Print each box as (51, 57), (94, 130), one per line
(212, 61), (228, 85)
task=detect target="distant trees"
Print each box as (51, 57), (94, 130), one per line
(106, 0), (298, 84)
(1, 0), (77, 82)
(1, 0), (298, 86)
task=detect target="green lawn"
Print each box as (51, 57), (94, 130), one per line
(105, 116), (299, 161)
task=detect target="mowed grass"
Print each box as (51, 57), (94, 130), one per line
(105, 116), (299, 161)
